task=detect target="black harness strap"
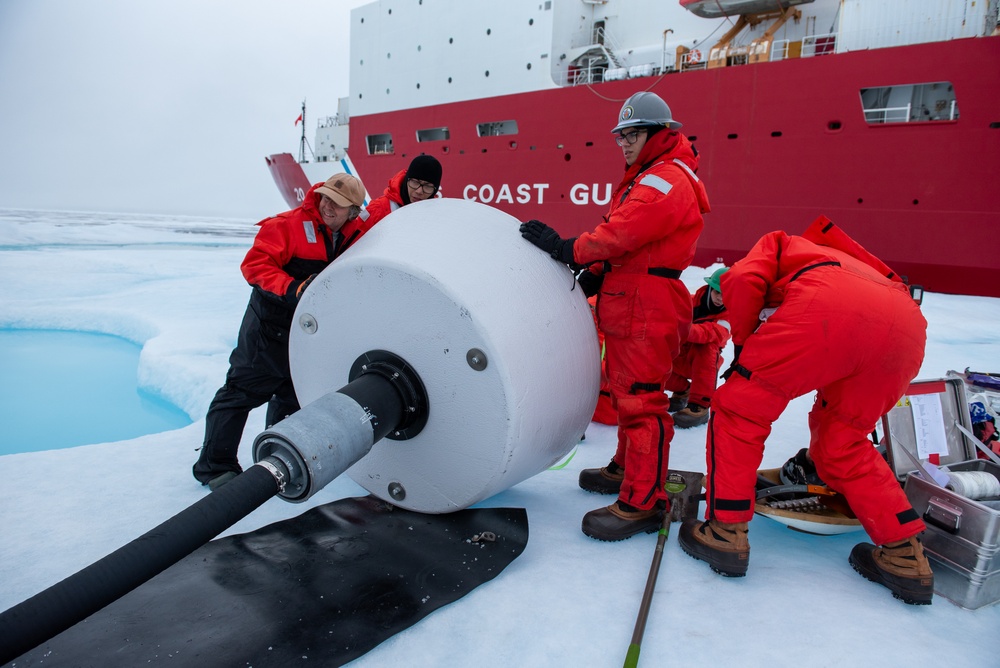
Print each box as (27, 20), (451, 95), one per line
(648, 267), (682, 279)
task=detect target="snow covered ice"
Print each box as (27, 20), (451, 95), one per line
(1, 208), (998, 667)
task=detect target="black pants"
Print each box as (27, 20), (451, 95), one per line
(193, 305), (300, 484)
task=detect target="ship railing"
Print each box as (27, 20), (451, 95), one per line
(594, 26), (627, 69)
(863, 104), (912, 124)
(565, 57), (608, 85)
(678, 49), (707, 70)
(318, 113), (348, 129)
(801, 33), (837, 57)
(770, 39), (790, 61)
(659, 50), (678, 72)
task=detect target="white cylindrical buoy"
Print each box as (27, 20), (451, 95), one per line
(290, 198), (600, 513)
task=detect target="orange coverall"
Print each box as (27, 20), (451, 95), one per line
(666, 284), (731, 409)
(706, 217), (927, 545)
(588, 296), (617, 426)
(573, 130), (710, 511)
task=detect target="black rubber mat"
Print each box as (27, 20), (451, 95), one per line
(9, 496), (528, 667)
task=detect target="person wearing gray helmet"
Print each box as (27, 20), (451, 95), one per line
(520, 91), (711, 541)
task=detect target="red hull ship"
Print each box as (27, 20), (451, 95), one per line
(268, 0), (1000, 297)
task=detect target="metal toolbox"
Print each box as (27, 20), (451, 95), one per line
(881, 376), (1000, 609)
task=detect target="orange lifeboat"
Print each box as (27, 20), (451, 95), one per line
(680, 0), (814, 19)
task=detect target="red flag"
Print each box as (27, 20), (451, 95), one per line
(294, 114), (303, 126)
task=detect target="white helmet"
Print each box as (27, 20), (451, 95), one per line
(611, 91), (682, 133)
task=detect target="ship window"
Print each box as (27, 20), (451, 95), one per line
(860, 81), (958, 124)
(417, 127), (450, 142)
(476, 120), (519, 137)
(366, 133), (394, 155)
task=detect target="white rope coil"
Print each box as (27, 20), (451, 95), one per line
(946, 471), (1000, 500)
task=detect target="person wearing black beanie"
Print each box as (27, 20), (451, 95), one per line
(402, 155), (443, 204)
(361, 154), (444, 225)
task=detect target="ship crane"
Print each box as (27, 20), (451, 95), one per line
(702, 6), (802, 69)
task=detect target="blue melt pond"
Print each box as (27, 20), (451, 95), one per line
(0, 329), (192, 454)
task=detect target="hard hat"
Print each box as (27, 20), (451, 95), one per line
(704, 266), (729, 293)
(611, 92), (683, 133)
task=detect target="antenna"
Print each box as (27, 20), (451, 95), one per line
(298, 99), (307, 163)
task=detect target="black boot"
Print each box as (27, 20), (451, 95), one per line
(673, 404), (709, 428)
(678, 519), (750, 577)
(581, 500), (665, 541)
(192, 446), (243, 485)
(779, 447), (824, 486)
(207, 471), (239, 491)
(579, 459), (624, 494)
(849, 536), (934, 605)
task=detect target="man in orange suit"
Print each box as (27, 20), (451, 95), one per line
(521, 91), (710, 541)
(678, 216), (934, 605)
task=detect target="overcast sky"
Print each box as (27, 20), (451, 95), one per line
(0, 0), (371, 220)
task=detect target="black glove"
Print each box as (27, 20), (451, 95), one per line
(576, 269), (604, 298)
(721, 345), (743, 380)
(295, 273), (317, 299)
(520, 219), (577, 265)
(520, 219), (560, 253)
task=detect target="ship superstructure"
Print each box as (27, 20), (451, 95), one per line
(268, 0), (1000, 296)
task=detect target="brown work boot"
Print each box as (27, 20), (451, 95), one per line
(849, 536), (934, 605)
(668, 390), (689, 412)
(581, 500), (665, 541)
(678, 519), (750, 576)
(673, 404), (709, 429)
(579, 458), (624, 494)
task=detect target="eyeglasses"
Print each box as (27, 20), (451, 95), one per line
(407, 178), (437, 194)
(614, 129), (646, 147)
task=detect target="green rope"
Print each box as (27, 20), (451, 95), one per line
(548, 446), (578, 470)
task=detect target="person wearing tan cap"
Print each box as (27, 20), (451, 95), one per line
(193, 173), (368, 490)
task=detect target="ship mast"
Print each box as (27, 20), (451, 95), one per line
(298, 99), (307, 163)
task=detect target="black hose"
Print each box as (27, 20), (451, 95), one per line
(0, 463), (280, 664)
